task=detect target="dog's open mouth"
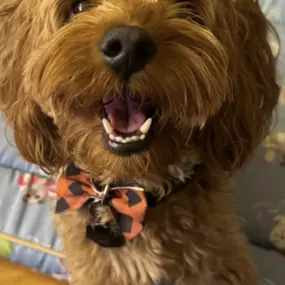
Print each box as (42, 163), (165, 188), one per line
(101, 89), (155, 155)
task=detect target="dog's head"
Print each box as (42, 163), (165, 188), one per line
(0, 0), (280, 182)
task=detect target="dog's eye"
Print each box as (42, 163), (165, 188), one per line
(71, 0), (89, 15)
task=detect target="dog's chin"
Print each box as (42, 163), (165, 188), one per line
(100, 87), (156, 156)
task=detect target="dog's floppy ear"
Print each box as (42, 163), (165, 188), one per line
(193, 0), (280, 172)
(8, 100), (65, 173)
(0, 1), (64, 173)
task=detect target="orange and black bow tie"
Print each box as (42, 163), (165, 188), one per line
(56, 163), (147, 247)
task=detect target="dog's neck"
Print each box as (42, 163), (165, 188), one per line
(56, 148), (202, 200)
(79, 152), (201, 200)
(55, 160), (200, 247)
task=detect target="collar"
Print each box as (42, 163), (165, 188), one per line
(55, 163), (193, 248)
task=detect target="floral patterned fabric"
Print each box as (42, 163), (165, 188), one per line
(0, 167), (67, 279)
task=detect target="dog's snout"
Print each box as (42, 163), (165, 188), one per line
(99, 26), (156, 80)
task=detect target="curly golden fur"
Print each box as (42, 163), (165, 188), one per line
(0, 0), (280, 284)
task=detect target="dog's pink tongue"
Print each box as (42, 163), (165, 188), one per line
(104, 97), (146, 133)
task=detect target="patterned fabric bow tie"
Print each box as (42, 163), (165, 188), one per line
(55, 163), (147, 247)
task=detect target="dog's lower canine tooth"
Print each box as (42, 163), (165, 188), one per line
(140, 134), (145, 140)
(102, 119), (113, 134)
(139, 118), (152, 134)
(110, 134), (115, 141)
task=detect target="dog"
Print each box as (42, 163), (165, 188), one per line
(0, 0), (280, 284)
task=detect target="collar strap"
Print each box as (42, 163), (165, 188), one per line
(55, 163), (195, 247)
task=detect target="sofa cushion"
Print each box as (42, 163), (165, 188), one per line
(237, 85), (285, 252)
(250, 245), (285, 285)
(237, 140), (285, 252)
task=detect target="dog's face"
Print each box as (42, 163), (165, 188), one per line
(0, 0), (280, 181)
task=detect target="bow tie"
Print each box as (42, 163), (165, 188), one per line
(55, 163), (147, 247)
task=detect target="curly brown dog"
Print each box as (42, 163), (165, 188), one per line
(0, 0), (280, 284)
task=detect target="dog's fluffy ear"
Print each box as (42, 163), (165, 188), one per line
(10, 100), (64, 173)
(193, 0), (280, 172)
(0, 2), (64, 173)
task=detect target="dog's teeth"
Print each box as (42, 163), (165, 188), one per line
(109, 141), (118, 148)
(109, 133), (145, 145)
(102, 119), (113, 134)
(115, 136), (123, 143)
(139, 118), (152, 134)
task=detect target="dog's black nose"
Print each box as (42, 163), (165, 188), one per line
(99, 26), (156, 80)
